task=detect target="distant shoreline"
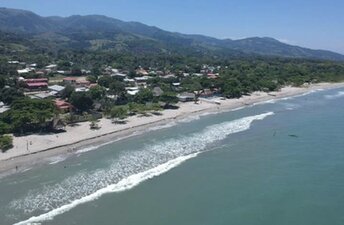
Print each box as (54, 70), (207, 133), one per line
(1, 82), (344, 177)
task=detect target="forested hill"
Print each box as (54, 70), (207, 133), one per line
(0, 7), (343, 61)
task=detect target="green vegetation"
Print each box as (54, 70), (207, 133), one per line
(69, 92), (94, 112)
(0, 135), (13, 152)
(0, 99), (56, 135)
(0, 87), (24, 105)
(109, 105), (128, 120)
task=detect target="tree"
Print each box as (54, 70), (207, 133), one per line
(109, 80), (125, 95)
(86, 75), (97, 83)
(0, 135), (13, 152)
(57, 60), (72, 70)
(181, 78), (203, 103)
(98, 76), (113, 88)
(0, 121), (11, 135)
(134, 89), (154, 104)
(69, 92), (94, 112)
(222, 80), (242, 98)
(0, 87), (24, 105)
(0, 76), (5, 89)
(71, 67), (82, 76)
(110, 105), (128, 120)
(89, 86), (106, 100)
(3, 99), (56, 134)
(159, 92), (179, 106)
(61, 84), (75, 99)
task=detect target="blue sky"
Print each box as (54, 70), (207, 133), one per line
(1, 0), (344, 53)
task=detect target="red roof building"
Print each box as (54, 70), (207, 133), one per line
(26, 82), (48, 87)
(55, 99), (73, 112)
(63, 77), (77, 85)
(24, 78), (48, 89)
(25, 78), (48, 83)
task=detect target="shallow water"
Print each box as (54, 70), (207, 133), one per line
(1, 87), (344, 225)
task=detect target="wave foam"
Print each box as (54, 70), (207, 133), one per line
(325, 91), (344, 99)
(11, 112), (274, 225)
(13, 153), (198, 225)
(48, 156), (67, 165)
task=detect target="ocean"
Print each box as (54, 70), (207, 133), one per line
(1, 87), (344, 225)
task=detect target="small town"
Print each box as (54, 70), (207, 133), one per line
(0, 59), (228, 151)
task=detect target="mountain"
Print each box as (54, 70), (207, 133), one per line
(0, 7), (343, 61)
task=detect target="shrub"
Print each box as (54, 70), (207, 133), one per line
(0, 135), (13, 152)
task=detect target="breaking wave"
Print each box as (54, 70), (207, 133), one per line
(11, 112), (274, 225)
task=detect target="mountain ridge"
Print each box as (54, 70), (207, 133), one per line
(0, 7), (343, 61)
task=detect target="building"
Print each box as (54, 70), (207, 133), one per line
(207, 73), (219, 79)
(25, 78), (48, 90)
(55, 99), (73, 113)
(75, 87), (89, 92)
(126, 87), (140, 96)
(63, 77), (77, 85)
(48, 85), (65, 95)
(17, 68), (32, 75)
(200, 89), (214, 97)
(177, 93), (195, 102)
(45, 64), (57, 70)
(111, 73), (127, 79)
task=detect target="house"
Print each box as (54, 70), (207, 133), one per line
(8, 61), (19, 64)
(33, 92), (55, 99)
(81, 69), (91, 74)
(134, 76), (150, 86)
(45, 64), (57, 70)
(134, 76), (149, 82)
(207, 73), (219, 79)
(55, 99), (73, 113)
(75, 87), (89, 92)
(48, 85), (65, 94)
(63, 77), (77, 85)
(111, 73), (127, 79)
(48, 85), (65, 97)
(57, 70), (66, 74)
(136, 68), (149, 76)
(200, 89), (214, 97)
(124, 78), (135, 84)
(76, 80), (91, 87)
(161, 74), (176, 79)
(35, 71), (46, 76)
(17, 68), (32, 74)
(126, 87), (140, 96)
(172, 82), (181, 91)
(177, 93), (195, 102)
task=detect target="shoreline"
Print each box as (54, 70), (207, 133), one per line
(1, 82), (344, 177)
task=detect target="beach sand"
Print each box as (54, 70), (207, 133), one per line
(1, 82), (343, 176)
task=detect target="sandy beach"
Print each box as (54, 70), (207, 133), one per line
(1, 82), (344, 176)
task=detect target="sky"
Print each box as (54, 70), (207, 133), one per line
(1, 0), (344, 54)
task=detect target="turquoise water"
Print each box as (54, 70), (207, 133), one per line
(1, 88), (344, 225)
